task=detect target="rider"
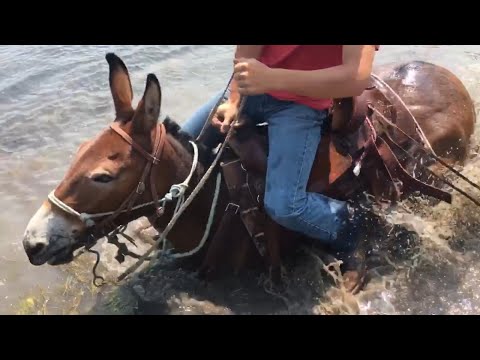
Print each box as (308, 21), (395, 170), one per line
(181, 45), (379, 292)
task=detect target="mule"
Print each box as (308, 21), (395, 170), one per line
(22, 53), (477, 294)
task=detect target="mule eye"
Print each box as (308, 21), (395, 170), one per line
(92, 174), (115, 183)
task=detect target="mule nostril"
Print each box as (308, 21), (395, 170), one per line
(26, 243), (46, 257)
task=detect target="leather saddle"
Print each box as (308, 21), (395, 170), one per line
(215, 83), (451, 257)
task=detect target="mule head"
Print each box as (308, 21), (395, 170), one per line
(23, 53), (172, 266)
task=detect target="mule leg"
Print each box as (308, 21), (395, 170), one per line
(264, 216), (299, 285)
(264, 216), (283, 284)
(198, 207), (242, 280)
(232, 233), (261, 274)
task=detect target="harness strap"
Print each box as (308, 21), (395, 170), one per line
(371, 139), (402, 202)
(377, 135), (452, 203)
(366, 104), (452, 202)
(353, 115), (377, 177)
(109, 122), (164, 164)
(200, 199), (242, 271)
(92, 122), (167, 230)
(48, 122), (199, 230)
(220, 158), (266, 257)
(148, 121), (168, 218)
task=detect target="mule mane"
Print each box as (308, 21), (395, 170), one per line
(162, 115), (213, 166)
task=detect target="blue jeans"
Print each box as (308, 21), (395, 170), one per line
(181, 91), (351, 249)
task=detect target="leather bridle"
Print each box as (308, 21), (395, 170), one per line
(47, 121), (199, 240)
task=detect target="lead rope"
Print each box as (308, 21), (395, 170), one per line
(117, 84), (245, 283)
(169, 171), (222, 258)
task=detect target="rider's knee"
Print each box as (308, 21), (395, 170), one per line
(263, 191), (306, 233)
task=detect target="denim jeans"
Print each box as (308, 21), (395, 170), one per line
(181, 91), (351, 249)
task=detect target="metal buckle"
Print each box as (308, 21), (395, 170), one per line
(136, 182), (145, 194)
(225, 202), (240, 214)
(155, 206), (165, 218)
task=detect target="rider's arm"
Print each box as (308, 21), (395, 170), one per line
(269, 45), (377, 98)
(228, 46), (264, 105)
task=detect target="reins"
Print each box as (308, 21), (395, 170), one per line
(195, 73), (234, 142)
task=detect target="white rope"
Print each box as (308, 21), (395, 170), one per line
(170, 171), (222, 258)
(47, 141), (199, 227)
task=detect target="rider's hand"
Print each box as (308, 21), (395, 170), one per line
(211, 57), (273, 133)
(234, 58), (274, 95)
(211, 101), (239, 134)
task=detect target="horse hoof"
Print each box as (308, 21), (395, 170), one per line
(338, 244), (367, 295)
(343, 270), (366, 295)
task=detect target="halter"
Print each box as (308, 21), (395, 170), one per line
(47, 121), (200, 232)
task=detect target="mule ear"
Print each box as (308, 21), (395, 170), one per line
(106, 53), (134, 121)
(132, 74), (162, 134)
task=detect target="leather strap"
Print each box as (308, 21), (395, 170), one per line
(148, 123), (168, 217)
(347, 90), (375, 134)
(94, 122), (167, 229)
(221, 158), (266, 257)
(110, 122), (164, 164)
(371, 138), (402, 202)
(378, 135), (452, 203)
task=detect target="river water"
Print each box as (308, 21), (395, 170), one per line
(1, 45), (480, 315)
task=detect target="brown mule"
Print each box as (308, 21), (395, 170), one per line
(22, 54), (476, 296)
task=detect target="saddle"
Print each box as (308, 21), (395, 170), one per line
(213, 81), (452, 258)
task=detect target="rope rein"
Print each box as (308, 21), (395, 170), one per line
(196, 73), (234, 142)
(168, 171), (222, 258)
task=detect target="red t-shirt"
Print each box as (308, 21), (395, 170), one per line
(259, 45), (380, 110)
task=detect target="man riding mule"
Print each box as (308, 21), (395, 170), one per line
(21, 48), (476, 298)
(183, 45), (380, 292)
